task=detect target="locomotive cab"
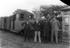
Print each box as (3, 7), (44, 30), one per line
(11, 9), (34, 33)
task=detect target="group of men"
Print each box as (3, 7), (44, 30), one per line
(21, 16), (60, 43)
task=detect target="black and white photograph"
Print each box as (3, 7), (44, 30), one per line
(0, 0), (70, 48)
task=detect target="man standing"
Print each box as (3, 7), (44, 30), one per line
(51, 17), (60, 43)
(33, 20), (41, 43)
(43, 20), (51, 42)
(24, 21), (31, 41)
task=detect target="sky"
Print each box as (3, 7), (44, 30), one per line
(0, 0), (66, 17)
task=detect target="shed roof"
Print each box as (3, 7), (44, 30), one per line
(61, 6), (70, 11)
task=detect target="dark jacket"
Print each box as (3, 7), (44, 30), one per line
(24, 22), (34, 38)
(43, 21), (51, 36)
(33, 22), (41, 31)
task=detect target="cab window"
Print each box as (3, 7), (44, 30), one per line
(19, 14), (24, 20)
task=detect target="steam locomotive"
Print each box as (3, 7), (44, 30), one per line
(0, 9), (34, 34)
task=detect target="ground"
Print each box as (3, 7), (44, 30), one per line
(0, 30), (70, 48)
